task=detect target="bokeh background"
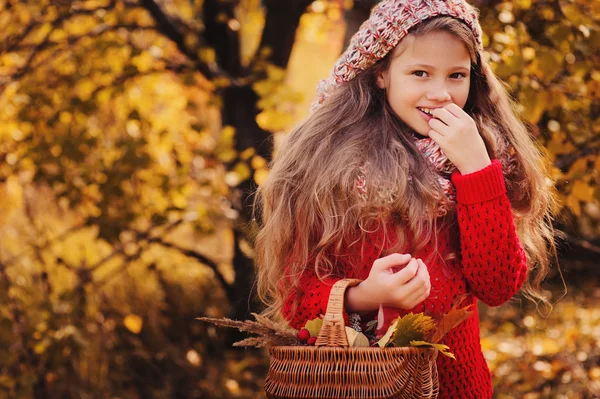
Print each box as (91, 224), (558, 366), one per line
(0, 0), (598, 398)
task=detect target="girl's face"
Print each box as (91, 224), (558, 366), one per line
(376, 31), (472, 137)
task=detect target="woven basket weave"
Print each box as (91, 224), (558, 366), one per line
(264, 279), (439, 399)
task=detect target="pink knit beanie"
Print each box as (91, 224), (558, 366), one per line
(313, 0), (483, 110)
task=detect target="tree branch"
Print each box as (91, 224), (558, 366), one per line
(139, 0), (230, 82)
(13, 23), (162, 52)
(558, 229), (600, 255)
(554, 137), (600, 172)
(135, 232), (234, 300)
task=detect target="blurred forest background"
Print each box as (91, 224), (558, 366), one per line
(0, 0), (598, 398)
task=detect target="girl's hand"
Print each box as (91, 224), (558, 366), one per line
(346, 253), (431, 313)
(427, 103), (491, 174)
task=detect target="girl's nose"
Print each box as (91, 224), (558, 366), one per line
(426, 86), (452, 102)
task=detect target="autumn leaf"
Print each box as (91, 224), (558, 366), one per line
(430, 295), (474, 344)
(353, 332), (370, 347)
(124, 314), (143, 334)
(410, 341), (456, 360)
(304, 316), (323, 337)
(377, 313), (437, 348)
(392, 313), (437, 347)
(376, 318), (398, 348)
(345, 326), (359, 345)
(345, 327), (370, 347)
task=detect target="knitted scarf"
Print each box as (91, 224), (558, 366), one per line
(414, 136), (457, 216)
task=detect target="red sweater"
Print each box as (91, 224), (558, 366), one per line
(282, 160), (527, 399)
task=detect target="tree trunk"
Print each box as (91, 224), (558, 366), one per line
(204, 0), (312, 343)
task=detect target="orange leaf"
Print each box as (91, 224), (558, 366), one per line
(430, 294), (474, 343)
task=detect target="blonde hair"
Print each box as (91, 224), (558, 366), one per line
(253, 16), (558, 320)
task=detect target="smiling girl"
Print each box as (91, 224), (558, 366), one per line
(254, 0), (557, 397)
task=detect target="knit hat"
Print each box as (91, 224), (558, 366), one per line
(312, 0), (483, 110)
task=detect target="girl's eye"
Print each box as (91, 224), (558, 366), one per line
(412, 70), (428, 77)
(451, 73), (467, 79)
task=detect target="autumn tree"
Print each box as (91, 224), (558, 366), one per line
(0, 0), (598, 397)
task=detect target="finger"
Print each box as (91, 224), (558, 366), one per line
(374, 253), (411, 271)
(428, 117), (451, 133)
(402, 284), (430, 309)
(443, 103), (466, 118)
(417, 259), (431, 296)
(403, 260), (429, 292)
(431, 107), (457, 126)
(416, 259), (429, 278)
(428, 129), (445, 144)
(400, 275), (430, 309)
(392, 258), (419, 285)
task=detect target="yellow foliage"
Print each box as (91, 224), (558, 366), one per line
(253, 168), (269, 186)
(571, 180), (595, 203)
(132, 51), (155, 73)
(124, 315), (143, 334)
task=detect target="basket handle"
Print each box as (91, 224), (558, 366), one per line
(314, 278), (362, 347)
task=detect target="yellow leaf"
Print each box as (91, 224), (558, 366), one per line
(519, 87), (549, 124)
(75, 79), (96, 101)
(124, 314), (143, 334)
(59, 111), (72, 124)
(514, 0), (532, 10)
(251, 155), (267, 170)
(217, 149), (237, 163)
(410, 341), (456, 359)
(240, 147), (255, 160)
(377, 318), (398, 348)
(571, 180), (594, 202)
(390, 313), (436, 347)
(132, 51), (154, 73)
(198, 47), (216, 64)
(171, 191), (187, 209)
(233, 162), (251, 182)
(345, 326), (359, 345)
(304, 317), (323, 337)
(254, 168), (269, 186)
(49, 29), (67, 42)
(565, 195), (581, 217)
(353, 332), (370, 347)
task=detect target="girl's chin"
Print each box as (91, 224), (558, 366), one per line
(411, 126), (430, 138)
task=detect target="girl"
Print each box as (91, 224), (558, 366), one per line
(254, 0), (557, 397)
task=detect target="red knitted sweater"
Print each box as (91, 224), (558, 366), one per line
(282, 160), (528, 399)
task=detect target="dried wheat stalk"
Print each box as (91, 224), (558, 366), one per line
(197, 313), (300, 348)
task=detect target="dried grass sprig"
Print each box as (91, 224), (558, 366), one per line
(197, 313), (300, 348)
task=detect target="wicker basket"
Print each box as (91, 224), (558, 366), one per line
(264, 279), (439, 399)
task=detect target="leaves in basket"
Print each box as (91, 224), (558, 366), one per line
(430, 294), (474, 344)
(377, 318), (398, 347)
(354, 332), (370, 347)
(304, 317), (323, 337)
(365, 319), (377, 334)
(345, 326), (359, 345)
(345, 327), (370, 347)
(410, 341), (456, 359)
(377, 313), (437, 348)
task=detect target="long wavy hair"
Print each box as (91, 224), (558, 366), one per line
(253, 16), (558, 320)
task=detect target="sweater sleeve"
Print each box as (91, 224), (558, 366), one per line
(281, 268), (348, 330)
(451, 159), (528, 307)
